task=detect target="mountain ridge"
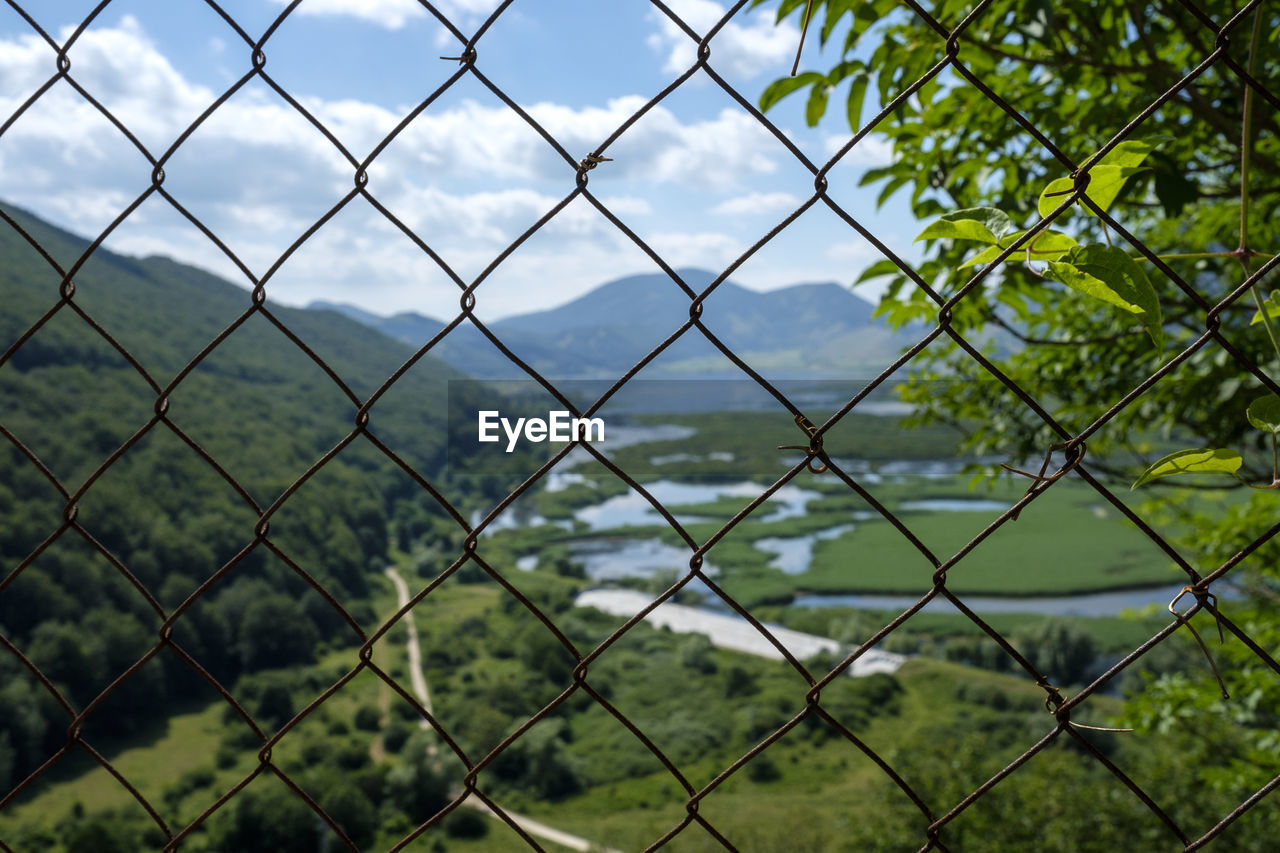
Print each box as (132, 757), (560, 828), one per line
(309, 268), (910, 380)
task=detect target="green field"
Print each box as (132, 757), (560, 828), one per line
(2, 410), (1254, 852)
(493, 456), (1208, 608)
(0, 580), (1147, 853)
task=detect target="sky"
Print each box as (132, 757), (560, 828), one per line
(0, 0), (918, 322)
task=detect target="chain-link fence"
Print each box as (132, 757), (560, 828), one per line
(1, 0), (1279, 850)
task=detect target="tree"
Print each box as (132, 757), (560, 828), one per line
(26, 621), (104, 706)
(211, 780), (317, 853)
(489, 718), (583, 800)
(1010, 617), (1098, 685)
(316, 776), (379, 849)
(758, 0), (1279, 468)
(235, 594), (320, 672)
(384, 731), (453, 823)
(63, 814), (136, 853)
(758, 0), (1280, 840)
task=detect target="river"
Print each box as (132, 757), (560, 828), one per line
(499, 450), (1196, 619)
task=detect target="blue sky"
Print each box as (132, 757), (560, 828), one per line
(0, 0), (917, 320)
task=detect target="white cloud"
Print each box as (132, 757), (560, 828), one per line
(267, 0), (428, 30)
(823, 134), (896, 167)
(647, 231), (743, 269)
(647, 0), (799, 79)
(0, 16), (214, 150)
(0, 15), (882, 320)
(268, 0), (501, 30)
(826, 241), (880, 260)
(710, 191), (800, 216)
(594, 196), (652, 217)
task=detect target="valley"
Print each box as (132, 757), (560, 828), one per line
(0, 202), (1263, 852)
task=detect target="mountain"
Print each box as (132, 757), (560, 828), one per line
(0, 203), (464, 489)
(310, 268), (917, 380)
(0, 202), (499, 793)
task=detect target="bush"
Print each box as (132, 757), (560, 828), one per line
(254, 683), (296, 730)
(163, 767), (217, 807)
(1011, 618), (1098, 685)
(215, 741), (240, 769)
(382, 722), (411, 754)
(722, 665), (758, 699)
(444, 807), (490, 839)
(746, 752), (782, 783)
(677, 634), (717, 674)
(353, 704), (381, 732)
(334, 739), (371, 771)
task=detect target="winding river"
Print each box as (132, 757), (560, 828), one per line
(539, 477), (1194, 618)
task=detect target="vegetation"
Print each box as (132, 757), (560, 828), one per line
(0, 203), (464, 813)
(10, 11), (1280, 825)
(759, 0), (1280, 847)
(6, 180), (1277, 850)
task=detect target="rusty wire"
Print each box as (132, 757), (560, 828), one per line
(0, 0), (1278, 851)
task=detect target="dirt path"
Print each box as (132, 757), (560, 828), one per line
(383, 567), (434, 724)
(383, 567), (622, 853)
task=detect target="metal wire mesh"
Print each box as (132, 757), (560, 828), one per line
(0, 0), (1277, 851)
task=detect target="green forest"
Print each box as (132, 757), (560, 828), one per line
(2, 0), (1280, 848)
(1, 198), (1278, 852)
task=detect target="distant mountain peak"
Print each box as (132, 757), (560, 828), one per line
(311, 268), (908, 380)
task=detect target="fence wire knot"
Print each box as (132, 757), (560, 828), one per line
(1169, 586), (1231, 700)
(579, 153), (613, 171)
(777, 413), (828, 473)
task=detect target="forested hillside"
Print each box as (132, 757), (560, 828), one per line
(0, 202), (462, 794)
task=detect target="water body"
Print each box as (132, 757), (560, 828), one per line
(470, 505), (567, 535)
(900, 498), (1011, 512)
(792, 583), (1200, 617)
(572, 480), (820, 531)
(575, 589), (907, 677)
(650, 451), (735, 466)
(755, 524), (857, 575)
(567, 538), (717, 585)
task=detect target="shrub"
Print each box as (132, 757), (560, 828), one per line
(444, 807), (490, 839)
(353, 704), (381, 732)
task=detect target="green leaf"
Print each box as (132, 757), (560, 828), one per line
(846, 68), (870, 130)
(1037, 165), (1148, 218)
(759, 72), (823, 113)
(821, 0), (857, 46)
(1152, 152), (1198, 217)
(805, 82), (831, 127)
(1246, 394), (1280, 434)
(769, 0), (810, 25)
(958, 230), (1078, 269)
(1098, 136), (1172, 168)
(1250, 292), (1280, 325)
(877, 174), (911, 208)
(1045, 244), (1163, 349)
(1132, 448), (1243, 489)
(853, 259), (904, 285)
(1014, 0), (1053, 41)
(1036, 137), (1171, 218)
(915, 207), (1013, 244)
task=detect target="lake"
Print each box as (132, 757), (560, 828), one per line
(513, 448), (1197, 620)
(791, 584), (1200, 617)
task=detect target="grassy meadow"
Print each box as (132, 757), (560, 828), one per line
(2, 408), (1227, 852)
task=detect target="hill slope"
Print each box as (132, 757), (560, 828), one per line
(0, 202), (465, 792)
(312, 269), (915, 379)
